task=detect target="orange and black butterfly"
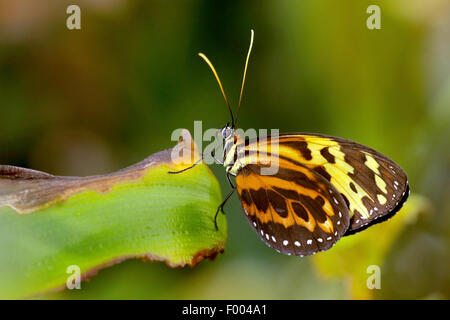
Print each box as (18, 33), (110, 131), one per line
(171, 30), (409, 257)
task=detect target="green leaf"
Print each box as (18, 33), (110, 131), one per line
(0, 129), (226, 299)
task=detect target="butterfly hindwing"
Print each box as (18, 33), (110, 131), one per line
(235, 162), (350, 256)
(240, 133), (409, 236)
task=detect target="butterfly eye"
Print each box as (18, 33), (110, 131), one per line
(221, 126), (232, 139)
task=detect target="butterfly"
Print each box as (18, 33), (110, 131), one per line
(170, 30), (410, 257)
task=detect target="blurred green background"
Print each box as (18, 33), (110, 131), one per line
(0, 0), (449, 299)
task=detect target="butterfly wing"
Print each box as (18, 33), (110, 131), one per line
(240, 133), (409, 235)
(235, 162), (350, 256)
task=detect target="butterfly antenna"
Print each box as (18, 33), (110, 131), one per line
(198, 52), (235, 127)
(235, 29), (254, 127)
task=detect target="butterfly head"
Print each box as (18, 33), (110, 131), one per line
(218, 123), (235, 140)
(217, 123), (237, 152)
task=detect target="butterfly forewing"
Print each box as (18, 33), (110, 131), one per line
(334, 143), (409, 234)
(239, 133), (409, 237)
(236, 162), (350, 256)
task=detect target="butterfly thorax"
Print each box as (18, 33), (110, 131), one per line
(220, 126), (245, 176)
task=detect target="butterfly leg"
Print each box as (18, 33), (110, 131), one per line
(214, 172), (236, 230)
(211, 149), (223, 165)
(214, 188), (235, 231)
(226, 172), (235, 188)
(168, 158), (202, 174)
